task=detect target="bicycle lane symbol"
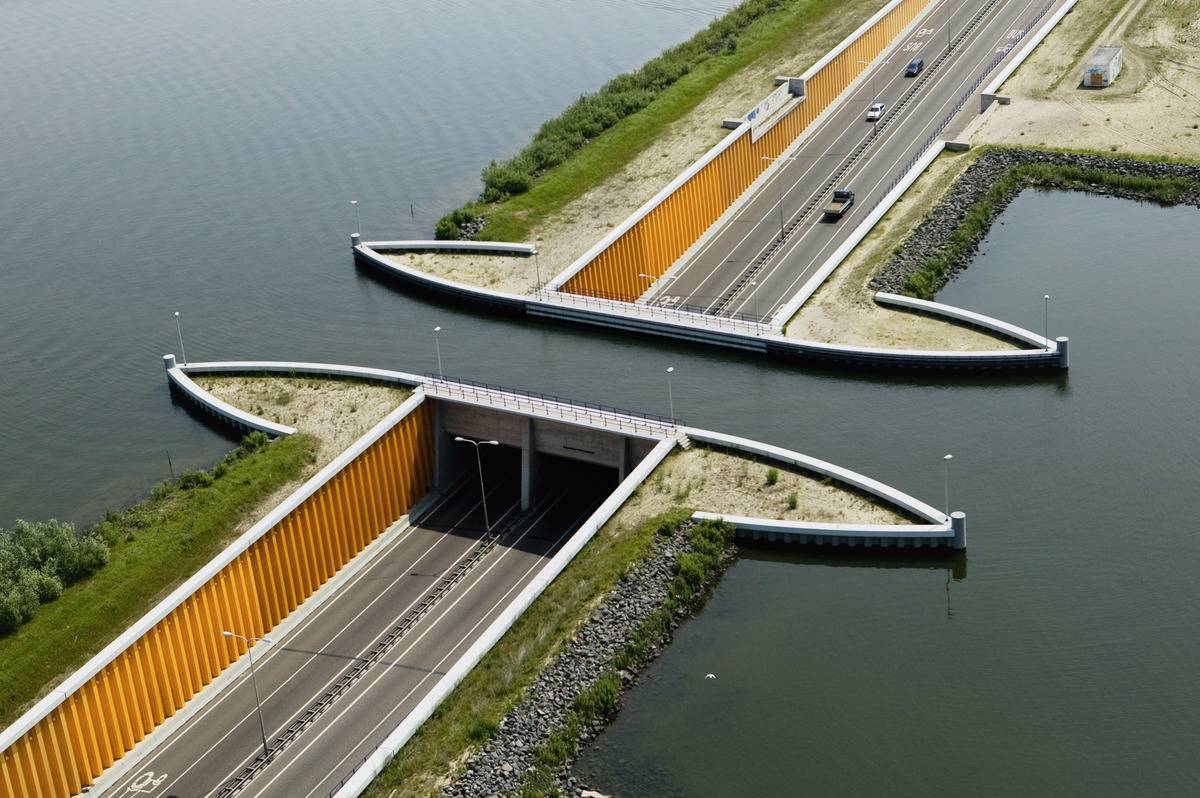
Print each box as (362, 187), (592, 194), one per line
(124, 770), (168, 795)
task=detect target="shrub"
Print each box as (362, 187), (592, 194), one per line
(575, 671), (620, 719)
(0, 520), (110, 634)
(178, 470), (214, 490)
(765, 467), (779, 486)
(787, 491), (798, 510)
(239, 431), (270, 457)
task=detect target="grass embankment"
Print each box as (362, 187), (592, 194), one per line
(360, 508), (695, 798)
(902, 150), (1200, 298)
(517, 517), (736, 798)
(437, 0), (847, 243)
(0, 433), (317, 727)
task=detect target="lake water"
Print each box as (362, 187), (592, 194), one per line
(4, 1), (1200, 793)
(573, 189), (1200, 795)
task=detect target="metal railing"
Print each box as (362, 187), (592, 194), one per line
(533, 286), (769, 334)
(424, 374), (679, 436)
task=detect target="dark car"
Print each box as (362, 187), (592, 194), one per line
(905, 58), (924, 77)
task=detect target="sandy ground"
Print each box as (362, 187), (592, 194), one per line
(193, 376), (412, 533)
(607, 446), (909, 532)
(784, 149), (1021, 349)
(409, 0), (895, 293)
(388, 252), (537, 296)
(976, 0), (1200, 159)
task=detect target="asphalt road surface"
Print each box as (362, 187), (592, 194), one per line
(103, 456), (613, 798)
(647, 0), (1067, 320)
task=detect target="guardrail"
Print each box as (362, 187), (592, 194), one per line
(424, 374), (678, 439)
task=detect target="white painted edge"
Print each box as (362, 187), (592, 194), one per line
(368, 240), (536, 256)
(0, 391), (430, 752)
(691, 512), (953, 539)
(982, 0), (1079, 96)
(168, 366), (297, 437)
(680, 426), (949, 525)
(84, 494), (435, 797)
(545, 0), (929, 292)
(331, 437), (679, 798)
(771, 140), (948, 328)
(180, 360), (426, 388)
(874, 292), (1054, 349)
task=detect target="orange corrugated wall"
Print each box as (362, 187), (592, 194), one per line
(0, 403), (435, 798)
(561, 0), (930, 302)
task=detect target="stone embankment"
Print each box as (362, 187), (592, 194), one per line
(871, 148), (1200, 295)
(441, 520), (732, 798)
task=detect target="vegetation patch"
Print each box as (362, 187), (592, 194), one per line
(359, 508), (695, 798)
(0, 431), (316, 726)
(434, 0), (846, 243)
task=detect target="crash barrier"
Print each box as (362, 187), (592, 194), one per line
(553, 0), (933, 303)
(0, 396), (436, 798)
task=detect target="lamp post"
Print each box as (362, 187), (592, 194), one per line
(666, 366), (676, 422)
(760, 154), (802, 240)
(221, 631), (273, 758)
(534, 250), (541, 288)
(942, 453), (953, 518)
(454, 437), (499, 531)
(857, 59), (880, 136)
(433, 326), (443, 375)
(174, 311), (187, 365)
(1043, 294), (1050, 351)
(350, 200), (360, 236)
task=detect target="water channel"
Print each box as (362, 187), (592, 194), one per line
(3, 0), (1199, 793)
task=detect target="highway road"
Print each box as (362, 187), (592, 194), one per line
(646, 0), (1066, 321)
(102, 454), (613, 798)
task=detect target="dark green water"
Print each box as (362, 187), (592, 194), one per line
(4, 0), (1199, 792)
(573, 190), (1200, 795)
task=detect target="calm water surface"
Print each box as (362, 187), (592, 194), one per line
(3, 0), (1199, 792)
(573, 190), (1200, 795)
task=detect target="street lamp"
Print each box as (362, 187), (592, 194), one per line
(454, 437), (500, 531)
(221, 631), (274, 758)
(433, 326), (443, 375)
(666, 367), (676, 422)
(350, 200), (360, 236)
(534, 250), (541, 288)
(1043, 294), (1051, 351)
(761, 155), (801, 240)
(942, 454), (953, 518)
(173, 311), (187, 365)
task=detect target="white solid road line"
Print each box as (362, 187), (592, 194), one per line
(244, 494), (581, 798)
(123, 480), (510, 798)
(737, 0), (1045, 316)
(198, 491), (527, 797)
(708, 0), (1001, 315)
(658, 0), (956, 307)
(295, 501), (596, 798)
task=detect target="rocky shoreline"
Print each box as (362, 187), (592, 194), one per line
(871, 148), (1200, 296)
(441, 519), (733, 798)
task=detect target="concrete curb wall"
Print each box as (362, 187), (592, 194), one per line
(83, 490), (437, 797)
(356, 244), (1066, 370)
(874, 292), (1058, 349)
(179, 360), (426, 388)
(692, 511), (957, 548)
(0, 390), (431, 773)
(330, 437), (679, 798)
(544, 0), (932, 292)
(680, 426), (950, 525)
(981, 0), (1079, 111)
(165, 355), (296, 437)
(370, 240), (535, 257)
(772, 141), (948, 328)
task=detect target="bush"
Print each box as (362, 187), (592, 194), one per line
(239, 431), (270, 456)
(178, 470), (214, 490)
(575, 671), (620, 719)
(787, 491), (798, 510)
(0, 520), (110, 635)
(765, 467), (779, 486)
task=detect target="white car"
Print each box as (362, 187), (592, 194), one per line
(866, 102), (885, 122)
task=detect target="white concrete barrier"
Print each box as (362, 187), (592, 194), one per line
(165, 354), (297, 437)
(370, 240), (536, 256)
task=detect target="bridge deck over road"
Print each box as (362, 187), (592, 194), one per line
(648, 0), (1066, 320)
(103, 455), (614, 798)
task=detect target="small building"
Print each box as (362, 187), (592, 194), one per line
(1082, 46), (1122, 88)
